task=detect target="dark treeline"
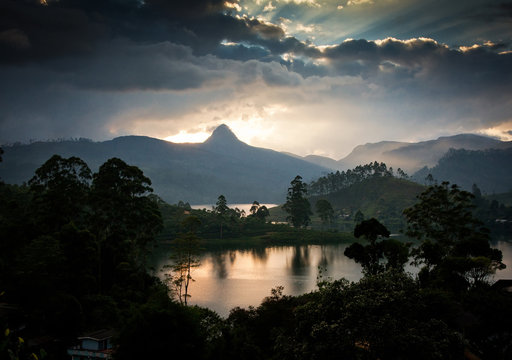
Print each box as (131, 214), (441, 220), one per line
(0, 154), (165, 359)
(156, 198), (275, 243)
(1, 154), (512, 360)
(309, 161), (408, 196)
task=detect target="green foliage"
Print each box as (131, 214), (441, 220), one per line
(354, 217), (390, 243)
(309, 175), (424, 233)
(404, 182), (505, 289)
(223, 272), (466, 360)
(344, 218), (410, 275)
(283, 175), (312, 228)
(354, 209), (365, 224)
(308, 161), (399, 196)
(1, 153), (511, 360)
(28, 154), (92, 231)
(248, 201), (270, 222)
(315, 199), (334, 228)
(114, 302), (208, 360)
(293, 272), (465, 360)
(472, 187), (512, 239)
(90, 157), (163, 291)
(215, 195), (229, 215)
(0, 155), (164, 357)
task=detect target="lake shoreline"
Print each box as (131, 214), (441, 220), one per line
(155, 229), (357, 251)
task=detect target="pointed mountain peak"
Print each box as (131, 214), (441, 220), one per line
(204, 124), (240, 144)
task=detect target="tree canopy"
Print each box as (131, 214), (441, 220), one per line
(315, 199), (334, 228)
(283, 175), (312, 228)
(345, 218), (410, 275)
(308, 161), (402, 196)
(404, 182), (505, 288)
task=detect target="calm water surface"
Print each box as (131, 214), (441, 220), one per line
(191, 203), (279, 213)
(154, 241), (512, 317)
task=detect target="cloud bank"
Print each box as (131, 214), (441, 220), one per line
(0, 0), (511, 157)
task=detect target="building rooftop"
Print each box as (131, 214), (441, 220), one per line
(78, 329), (116, 341)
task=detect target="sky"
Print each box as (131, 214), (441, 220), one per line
(1, 0), (511, 159)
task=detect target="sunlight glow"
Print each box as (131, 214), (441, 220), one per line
(224, 1), (242, 12)
(478, 122), (512, 141)
(281, 0), (320, 7)
(263, 2), (276, 12)
(165, 130), (210, 143)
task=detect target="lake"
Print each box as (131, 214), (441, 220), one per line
(154, 240), (512, 317)
(192, 203), (279, 214)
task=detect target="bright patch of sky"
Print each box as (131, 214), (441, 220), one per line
(238, 0), (512, 46)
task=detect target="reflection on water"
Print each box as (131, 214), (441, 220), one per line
(211, 253), (227, 279)
(155, 243), (363, 317)
(154, 241), (512, 317)
(494, 241), (512, 279)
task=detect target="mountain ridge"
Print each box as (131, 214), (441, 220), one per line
(296, 134), (512, 174)
(0, 125), (330, 204)
(2, 127), (511, 203)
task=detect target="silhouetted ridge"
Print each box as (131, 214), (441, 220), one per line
(0, 127), (329, 203)
(204, 124), (240, 145)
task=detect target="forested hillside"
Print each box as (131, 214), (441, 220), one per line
(307, 161), (512, 237)
(309, 176), (424, 232)
(413, 147), (512, 194)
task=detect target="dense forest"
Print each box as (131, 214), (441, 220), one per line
(306, 161), (512, 237)
(1, 154), (512, 359)
(308, 161), (409, 196)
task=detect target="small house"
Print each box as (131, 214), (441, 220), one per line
(67, 329), (115, 360)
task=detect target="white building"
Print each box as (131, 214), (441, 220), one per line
(67, 329), (115, 360)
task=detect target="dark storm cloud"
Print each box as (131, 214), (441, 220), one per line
(0, 0), (292, 64)
(214, 43), (274, 61)
(473, 1), (512, 20)
(0, 0), (110, 63)
(65, 41), (221, 91)
(1, 0), (511, 91)
(321, 38), (512, 92)
(1, 0), (512, 148)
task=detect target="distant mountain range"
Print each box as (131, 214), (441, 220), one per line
(297, 134), (512, 174)
(0, 125), (330, 204)
(2, 127), (511, 204)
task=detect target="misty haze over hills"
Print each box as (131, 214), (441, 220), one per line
(1, 125), (511, 203)
(299, 134), (512, 174)
(413, 147), (512, 194)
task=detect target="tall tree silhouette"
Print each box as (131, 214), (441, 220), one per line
(283, 175), (312, 228)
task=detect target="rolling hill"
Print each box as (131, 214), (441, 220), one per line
(309, 176), (425, 229)
(265, 176), (427, 232)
